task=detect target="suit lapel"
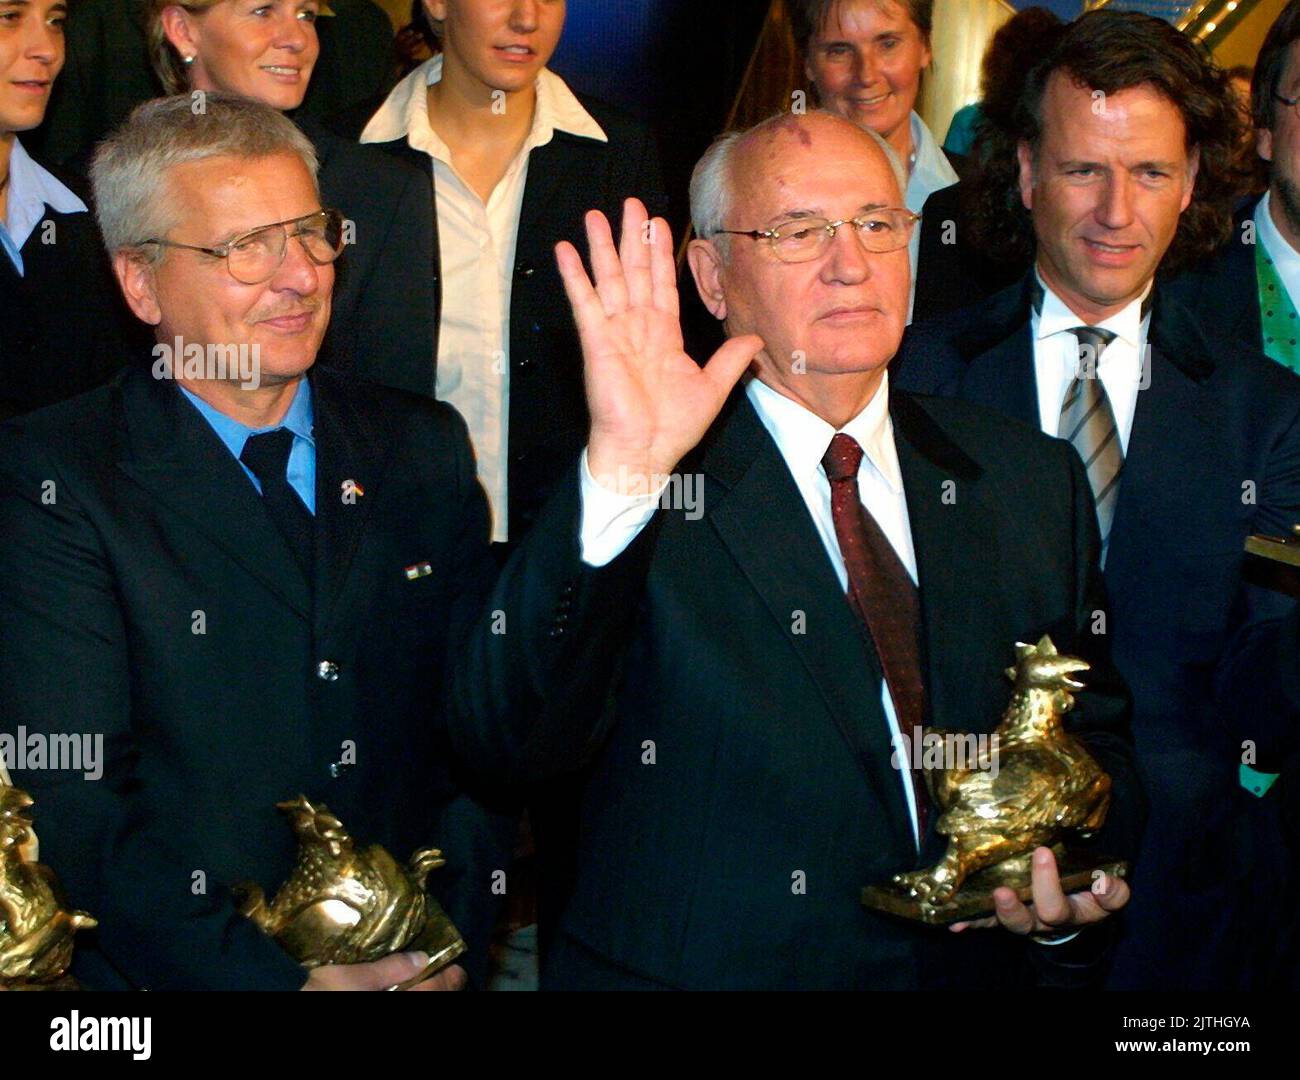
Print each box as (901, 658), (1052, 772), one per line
(701, 394), (916, 857)
(114, 368), (311, 619)
(945, 274), (1041, 425)
(516, 133), (594, 245)
(309, 372), (391, 640)
(958, 324), (1039, 426)
(889, 394), (1007, 739)
(1106, 296), (1220, 578)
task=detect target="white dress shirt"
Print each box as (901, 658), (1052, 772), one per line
(577, 372), (923, 846)
(1256, 189), (1300, 314)
(905, 111), (959, 325)
(0, 136), (88, 277)
(361, 55), (607, 542)
(1032, 274), (1152, 455)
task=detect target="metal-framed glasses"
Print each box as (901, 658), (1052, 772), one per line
(714, 208), (921, 263)
(138, 208), (346, 284)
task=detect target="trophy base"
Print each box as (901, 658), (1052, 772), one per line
(862, 851), (1129, 925)
(388, 913), (468, 991)
(1, 973), (82, 991)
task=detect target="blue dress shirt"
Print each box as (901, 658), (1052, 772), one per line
(0, 137), (88, 277)
(178, 379), (317, 514)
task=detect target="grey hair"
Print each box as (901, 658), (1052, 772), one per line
(91, 93), (321, 259)
(690, 110), (909, 257)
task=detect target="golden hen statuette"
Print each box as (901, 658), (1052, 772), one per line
(862, 636), (1128, 924)
(235, 796), (465, 988)
(0, 785), (97, 990)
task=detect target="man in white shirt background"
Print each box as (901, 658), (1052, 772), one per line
(447, 108), (1139, 990)
(897, 8), (1300, 990)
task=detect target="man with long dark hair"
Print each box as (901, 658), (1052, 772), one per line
(898, 9), (1300, 990)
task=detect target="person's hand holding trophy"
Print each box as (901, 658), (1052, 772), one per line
(863, 637), (1132, 939)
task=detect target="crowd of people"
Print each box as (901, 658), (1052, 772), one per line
(1, 0), (1297, 991)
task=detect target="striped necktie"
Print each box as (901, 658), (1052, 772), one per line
(1060, 326), (1123, 563)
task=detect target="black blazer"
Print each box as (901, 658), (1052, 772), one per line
(297, 115), (438, 395)
(0, 163), (140, 420)
(334, 93), (668, 540)
(912, 178), (1030, 324)
(448, 388), (1143, 989)
(895, 274), (1300, 988)
(1160, 197), (1264, 353)
(0, 365), (513, 990)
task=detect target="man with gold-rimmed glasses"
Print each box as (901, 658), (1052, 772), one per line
(443, 109), (1139, 989)
(0, 93), (516, 991)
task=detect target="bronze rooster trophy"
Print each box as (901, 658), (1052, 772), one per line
(235, 796), (465, 989)
(862, 636), (1128, 924)
(0, 784), (97, 990)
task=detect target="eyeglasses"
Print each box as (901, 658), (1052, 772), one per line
(138, 209), (346, 284)
(713, 208), (921, 263)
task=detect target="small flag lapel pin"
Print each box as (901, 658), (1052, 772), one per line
(405, 562), (433, 581)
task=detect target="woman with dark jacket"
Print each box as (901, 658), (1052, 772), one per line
(1, 0), (137, 419)
(152, 0), (438, 393)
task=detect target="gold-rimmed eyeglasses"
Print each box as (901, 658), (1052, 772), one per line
(713, 208), (921, 263)
(138, 208), (346, 285)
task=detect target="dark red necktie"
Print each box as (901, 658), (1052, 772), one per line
(821, 432), (930, 837)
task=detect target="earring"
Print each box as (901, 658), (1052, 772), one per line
(183, 54), (195, 65)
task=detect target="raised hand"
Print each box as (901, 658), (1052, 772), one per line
(556, 197), (763, 495)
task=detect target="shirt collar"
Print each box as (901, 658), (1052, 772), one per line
(360, 54), (606, 160)
(2, 136), (87, 251)
(904, 111), (959, 213)
(1033, 269), (1151, 350)
(746, 371), (903, 494)
(178, 376), (315, 461)
(1256, 190), (1300, 284)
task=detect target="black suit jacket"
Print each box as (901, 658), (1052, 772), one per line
(1161, 197), (1263, 353)
(448, 387), (1142, 989)
(0, 365), (513, 990)
(895, 274), (1300, 988)
(297, 115), (438, 394)
(334, 93), (667, 540)
(0, 163), (141, 420)
(912, 178), (1030, 325)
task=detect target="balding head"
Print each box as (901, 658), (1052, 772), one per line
(686, 110), (917, 427)
(691, 110), (907, 255)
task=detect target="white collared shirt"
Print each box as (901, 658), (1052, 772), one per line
(577, 371), (922, 845)
(1256, 189), (1300, 316)
(0, 137), (88, 277)
(905, 111), (959, 324)
(361, 55), (607, 542)
(1031, 273), (1151, 454)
